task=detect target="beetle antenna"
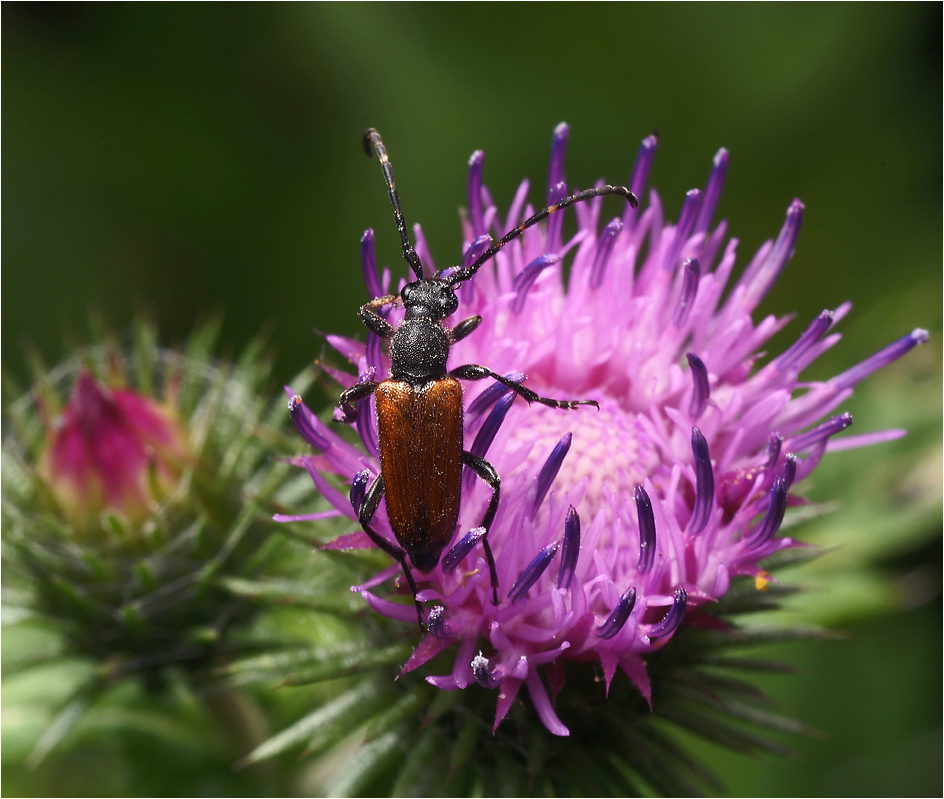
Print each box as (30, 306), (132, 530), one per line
(447, 184), (638, 287)
(363, 128), (425, 281)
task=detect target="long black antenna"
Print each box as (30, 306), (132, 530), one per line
(363, 128), (424, 280)
(364, 127), (638, 288)
(445, 184), (638, 287)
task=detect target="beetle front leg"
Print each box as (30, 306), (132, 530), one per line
(358, 294), (399, 338)
(357, 474), (423, 626)
(449, 315), (482, 344)
(462, 451), (501, 606)
(335, 380), (379, 424)
(450, 364), (599, 411)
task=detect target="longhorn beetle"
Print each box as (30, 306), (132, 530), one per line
(336, 128), (637, 618)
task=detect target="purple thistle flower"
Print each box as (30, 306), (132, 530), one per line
(282, 125), (927, 736)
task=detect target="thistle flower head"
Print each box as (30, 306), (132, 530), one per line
(284, 124), (927, 736)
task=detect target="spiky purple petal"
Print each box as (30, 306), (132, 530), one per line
(509, 542), (559, 603)
(623, 134), (658, 231)
(780, 453), (797, 491)
(686, 352), (710, 418)
(532, 433), (572, 517)
(548, 122), (569, 204)
(350, 469), (370, 516)
(557, 506), (580, 590)
(472, 652), (503, 689)
(833, 328), (930, 389)
(427, 605), (450, 639)
(777, 310), (834, 373)
(590, 218), (624, 289)
(467, 150), (486, 237)
(695, 147), (729, 235)
(689, 428), (714, 534)
(674, 258), (701, 327)
(442, 527), (486, 574)
(765, 432), (783, 467)
(743, 199), (804, 309)
(648, 587), (688, 640)
(287, 393), (331, 450)
(666, 189), (703, 269)
(746, 477), (788, 549)
(634, 486), (656, 574)
(468, 393), (515, 462)
(360, 228), (382, 299)
(512, 254), (563, 314)
(789, 413), (853, 451)
(545, 182), (568, 257)
(597, 587), (637, 640)
(355, 394), (379, 458)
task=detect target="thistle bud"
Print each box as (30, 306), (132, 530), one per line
(39, 369), (190, 528)
(2, 321), (320, 768)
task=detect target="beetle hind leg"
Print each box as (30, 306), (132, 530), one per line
(462, 451), (501, 605)
(357, 473), (423, 626)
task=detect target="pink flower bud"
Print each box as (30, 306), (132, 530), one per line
(40, 370), (189, 526)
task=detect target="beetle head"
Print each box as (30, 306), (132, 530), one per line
(401, 278), (459, 321)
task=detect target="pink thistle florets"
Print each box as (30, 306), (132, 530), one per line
(281, 124), (927, 735)
(40, 369), (190, 527)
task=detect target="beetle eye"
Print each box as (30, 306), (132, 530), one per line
(442, 292), (458, 316)
(400, 284), (413, 302)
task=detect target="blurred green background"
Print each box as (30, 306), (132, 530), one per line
(3, 3), (941, 795)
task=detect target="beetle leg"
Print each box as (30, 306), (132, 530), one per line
(449, 315), (483, 344)
(461, 451), (501, 606)
(358, 294), (399, 338)
(335, 380), (379, 424)
(358, 474), (424, 626)
(450, 364), (599, 411)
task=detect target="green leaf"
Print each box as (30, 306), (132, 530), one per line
(660, 701), (792, 757)
(390, 723), (440, 797)
(448, 712), (481, 780)
(132, 317), (157, 396)
(282, 641), (413, 687)
(1, 623), (67, 679)
(364, 687), (428, 739)
(216, 576), (362, 614)
(325, 729), (403, 798)
(239, 678), (390, 766)
(223, 641), (363, 681)
(25, 677), (105, 767)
